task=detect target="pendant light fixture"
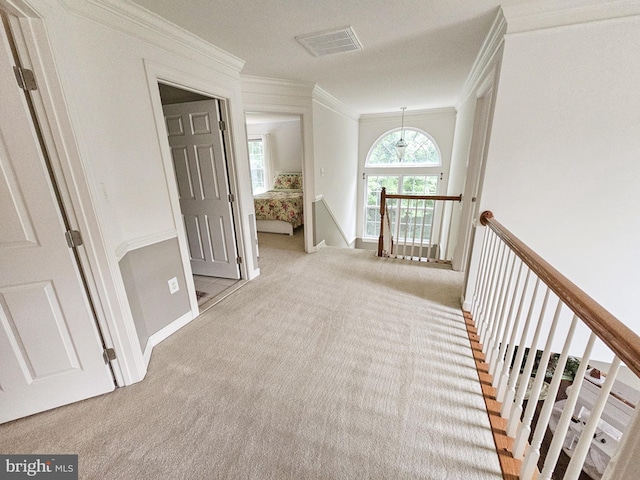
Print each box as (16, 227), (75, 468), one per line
(395, 107), (407, 161)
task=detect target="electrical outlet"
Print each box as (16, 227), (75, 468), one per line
(168, 277), (179, 294)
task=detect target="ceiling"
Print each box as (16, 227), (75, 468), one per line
(132, 0), (517, 115)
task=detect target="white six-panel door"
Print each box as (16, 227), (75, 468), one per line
(0, 22), (115, 424)
(163, 99), (240, 279)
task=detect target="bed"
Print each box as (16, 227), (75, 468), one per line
(254, 173), (303, 236)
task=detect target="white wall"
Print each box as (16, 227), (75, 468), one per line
(357, 109), (457, 242)
(22, 0), (257, 383)
(478, 15), (640, 359)
(246, 119), (302, 176)
(312, 100), (360, 246)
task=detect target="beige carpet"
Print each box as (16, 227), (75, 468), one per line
(0, 231), (502, 479)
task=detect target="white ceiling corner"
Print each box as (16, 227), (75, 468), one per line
(128, 0), (627, 115)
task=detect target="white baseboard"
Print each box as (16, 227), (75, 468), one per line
(462, 295), (472, 313)
(311, 239), (326, 252)
(142, 311), (194, 367)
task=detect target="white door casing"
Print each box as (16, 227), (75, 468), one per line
(163, 99), (240, 279)
(0, 22), (115, 424)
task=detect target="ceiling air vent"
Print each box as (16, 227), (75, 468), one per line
(296, 26), (363, 57)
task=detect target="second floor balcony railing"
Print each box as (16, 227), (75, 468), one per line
(377, 187), (462, 263)
(467, 210), (640, 480)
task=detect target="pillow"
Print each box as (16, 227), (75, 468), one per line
(273, 173), (303, 190)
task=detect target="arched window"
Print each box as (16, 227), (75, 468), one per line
(363, 128), (442, 240)
(366, 128), (441, 167)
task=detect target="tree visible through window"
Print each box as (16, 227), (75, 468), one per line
(365, 174), (438, 239)
(367, 128), (440, 166)
(364, 127), (441, 240)
(248, 138), (266, 194)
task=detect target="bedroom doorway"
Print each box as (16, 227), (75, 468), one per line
(245, 112), (305, 244)
(158, 83), (242, 308)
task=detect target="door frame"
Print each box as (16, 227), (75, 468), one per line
(458, 69), (499, 309)
(145, 61), (248, 318)
(1, 2), (144, 386)
(162, 96), (241, 280)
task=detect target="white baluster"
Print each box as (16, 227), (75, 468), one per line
(426, 201), (435, 262)
(501, 277), (540, 418)
(538, 333), (596, 480)
(513, 298), (563, 459)
(564, 357), (622, 480)
(506, 287), (551, 438)
(520, 314), (579, 478)
(417, 200), (427, 262)
(487, 251), (517, 374)
(496, 268), (531, 403)
(443, 201), (455, 261)
(436, 198), (447, 262)
(477, 233), (500, 339)
(480, 241), (507, 349)
(470, 227), (490, 319)
(409, 199), (419, 259)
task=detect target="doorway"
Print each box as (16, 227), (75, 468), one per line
(158, 83), (241, 309)
(244, 112), (305, 244)
(458, 76), (497, 305)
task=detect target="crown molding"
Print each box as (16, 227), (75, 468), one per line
(59, 0), (245, 73)
(457, 8), (507, 108)
(359, 107), (456, 124)
(312, 85), (360, 122)
(1, 0), (42, 17)
(241, 75), (315, 97)
(502, 0), (640, 34)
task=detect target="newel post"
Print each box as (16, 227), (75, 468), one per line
(479, 210), (494, 226)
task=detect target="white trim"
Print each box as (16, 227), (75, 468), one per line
(60, 0), (244, 73)
(312, 85), (360, 122)
(457, 10), (507, 109)
(240, 76), (316, 255)
(502, 0), (640, 35)
(142, 311), (194, 368)
(115, 229), (178, 262)
(364, 127), (442, 168)
(241, 75), (315, 102)
(314, 195), (356, 247)
(3, 6), (146, 386)
(360, 107), (456, 123)
(462, 297), (472, 312)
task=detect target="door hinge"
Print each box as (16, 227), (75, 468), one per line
(219, 120), (226, 131)
(65, 230), (83, 248)
(236, 256), (242, 264)
(13, 66), (37, 91)
(103, 348), (116, 364)
(228, 193), (235, 203)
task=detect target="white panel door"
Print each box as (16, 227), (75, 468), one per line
(0, 24), (114, 424)
(163, 99), (240, 279)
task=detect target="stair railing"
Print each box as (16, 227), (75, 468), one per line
(377, 187), (462, 262)
(468, 210), (640, 480)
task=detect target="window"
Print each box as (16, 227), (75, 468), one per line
(248, 136), (268, 194)
(364, 174), (438, 239)
(367, 128), (440, 167)
(363, 127), (442, 240)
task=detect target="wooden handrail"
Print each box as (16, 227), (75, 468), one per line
(480, 210), (640, 378)
(377, 188), (462, 258)
(383, 193), (462, 202)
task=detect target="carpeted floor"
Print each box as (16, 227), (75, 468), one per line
(0, 231), (502, 479)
